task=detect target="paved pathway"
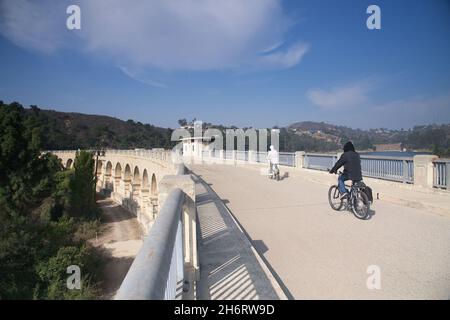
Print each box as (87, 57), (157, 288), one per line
(189, 163), (450, 300)
(193, 174), (287, 300)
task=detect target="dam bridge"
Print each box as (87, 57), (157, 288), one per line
(50, 149), (450, 300)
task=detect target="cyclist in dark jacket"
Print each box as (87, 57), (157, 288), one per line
(329, 141), (362, 197)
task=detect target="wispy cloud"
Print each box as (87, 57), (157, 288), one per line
(307, 82), (372, 109)
(0, 0), (307, 73)
(0, 0), (67, 53)
(254, 42), (309, 70)
(118, 66), (167, 88)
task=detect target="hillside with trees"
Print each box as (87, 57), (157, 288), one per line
(0, 102), (103, 299)
(12, 102), (174, 150)
(288, 121), (450, 156)
(1, 101), (449, 156)
(179, 118), (450, 156)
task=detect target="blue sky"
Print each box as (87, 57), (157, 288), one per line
(1, 0), (449, 129)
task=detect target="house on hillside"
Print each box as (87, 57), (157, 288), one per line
(373, 143), (404, 151)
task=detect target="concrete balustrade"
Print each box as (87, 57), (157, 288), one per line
(49, 150), (199, 299)
(191, 149), (449, 191)
(49, 149), (178, 233)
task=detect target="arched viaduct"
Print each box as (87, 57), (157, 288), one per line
(51, 150), (177, 233)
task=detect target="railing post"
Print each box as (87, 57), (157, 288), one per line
(402, 160), (407, 183)
(295, 151), (305, 168)
(446, 162), (450, 190)
(413, 155), (438, 189)
(248, 150), (256, 163)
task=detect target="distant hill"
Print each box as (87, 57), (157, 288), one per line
(1, 101), (174, 150)
(2, 101), (449, 156)
(287, 121), (450, 155)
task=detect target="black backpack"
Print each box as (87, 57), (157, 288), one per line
(363, 186), (373, 203)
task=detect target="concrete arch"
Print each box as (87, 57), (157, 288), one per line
(114, 162), (122, 192)
(150, 173), (159, 218)
(96, 160), (104, 177)
(105, 161), (113, 190)
(66, 158), (73, 169)
(105, 161), (112, 177)
(96, 160), (104, 189)
(140, 169), (151, 218)
(50, 150), (177, 234)
(132, 166), (141, 199)
(151, 173), (157, 196)
(142, 169), (149, 190)
(124, 164), (132, 196)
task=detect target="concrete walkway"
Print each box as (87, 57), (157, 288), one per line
(189, 162), (450, 300)
(192, 174), (287, 300)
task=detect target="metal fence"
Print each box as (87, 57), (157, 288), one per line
(360, 155), (414, 183)
(202, 150), (297, 167)
(433, 159), (450, 189)
(279, 152), (296, 167)
(236, 150), (248, 161)
(303, 153), (415, 183)
(256, 151), (267, 163)
(115, 188), (185, 300)
(304, 153), (337, 171)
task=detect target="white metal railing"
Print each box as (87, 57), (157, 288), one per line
(304, 153), (337, 171)
(433, 159), (450, 189)
(303, 152), (415, 183)
(202, 150), (297, 167)
(360, 155), (414, 183)
(278, 152), (296, 167)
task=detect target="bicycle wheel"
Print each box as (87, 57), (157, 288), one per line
(328, 185), (343, 211)
(351, 191), (370, 219)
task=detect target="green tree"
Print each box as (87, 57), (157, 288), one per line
(70, 151), (97, 219)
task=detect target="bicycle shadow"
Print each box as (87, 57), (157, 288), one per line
(279, 172), (289, 181)
(338, 203), (376, 220)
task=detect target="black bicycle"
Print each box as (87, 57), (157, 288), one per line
(328, 171), (370, 219)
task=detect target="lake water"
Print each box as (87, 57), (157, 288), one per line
(360, 151), (431, 158)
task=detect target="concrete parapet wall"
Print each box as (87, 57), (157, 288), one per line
(50, 150), (177, 233)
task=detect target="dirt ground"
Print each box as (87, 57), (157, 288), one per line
(90, 197), (143, 299)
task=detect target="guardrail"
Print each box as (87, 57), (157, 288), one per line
(47, 149), (172, 162)
(115, 161), (197, 300)
(303, 153), (414, 183)
(115, 188), (185, 300)
(433, 159), (450, 189)
(194, 149), (449, 189)
(279, 152), (296, 167)
(304, 153), (337, 171)
(200, 150), (297, 167)
(361, 155), (414, 183)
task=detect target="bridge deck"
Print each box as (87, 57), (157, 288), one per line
(189, 163), (450, 299)
(193, 174), (287, 300)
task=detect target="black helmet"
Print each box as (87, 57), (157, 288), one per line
(343, 141), (355, 152)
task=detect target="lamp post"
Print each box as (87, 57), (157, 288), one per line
(94, 149), (106, 200)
